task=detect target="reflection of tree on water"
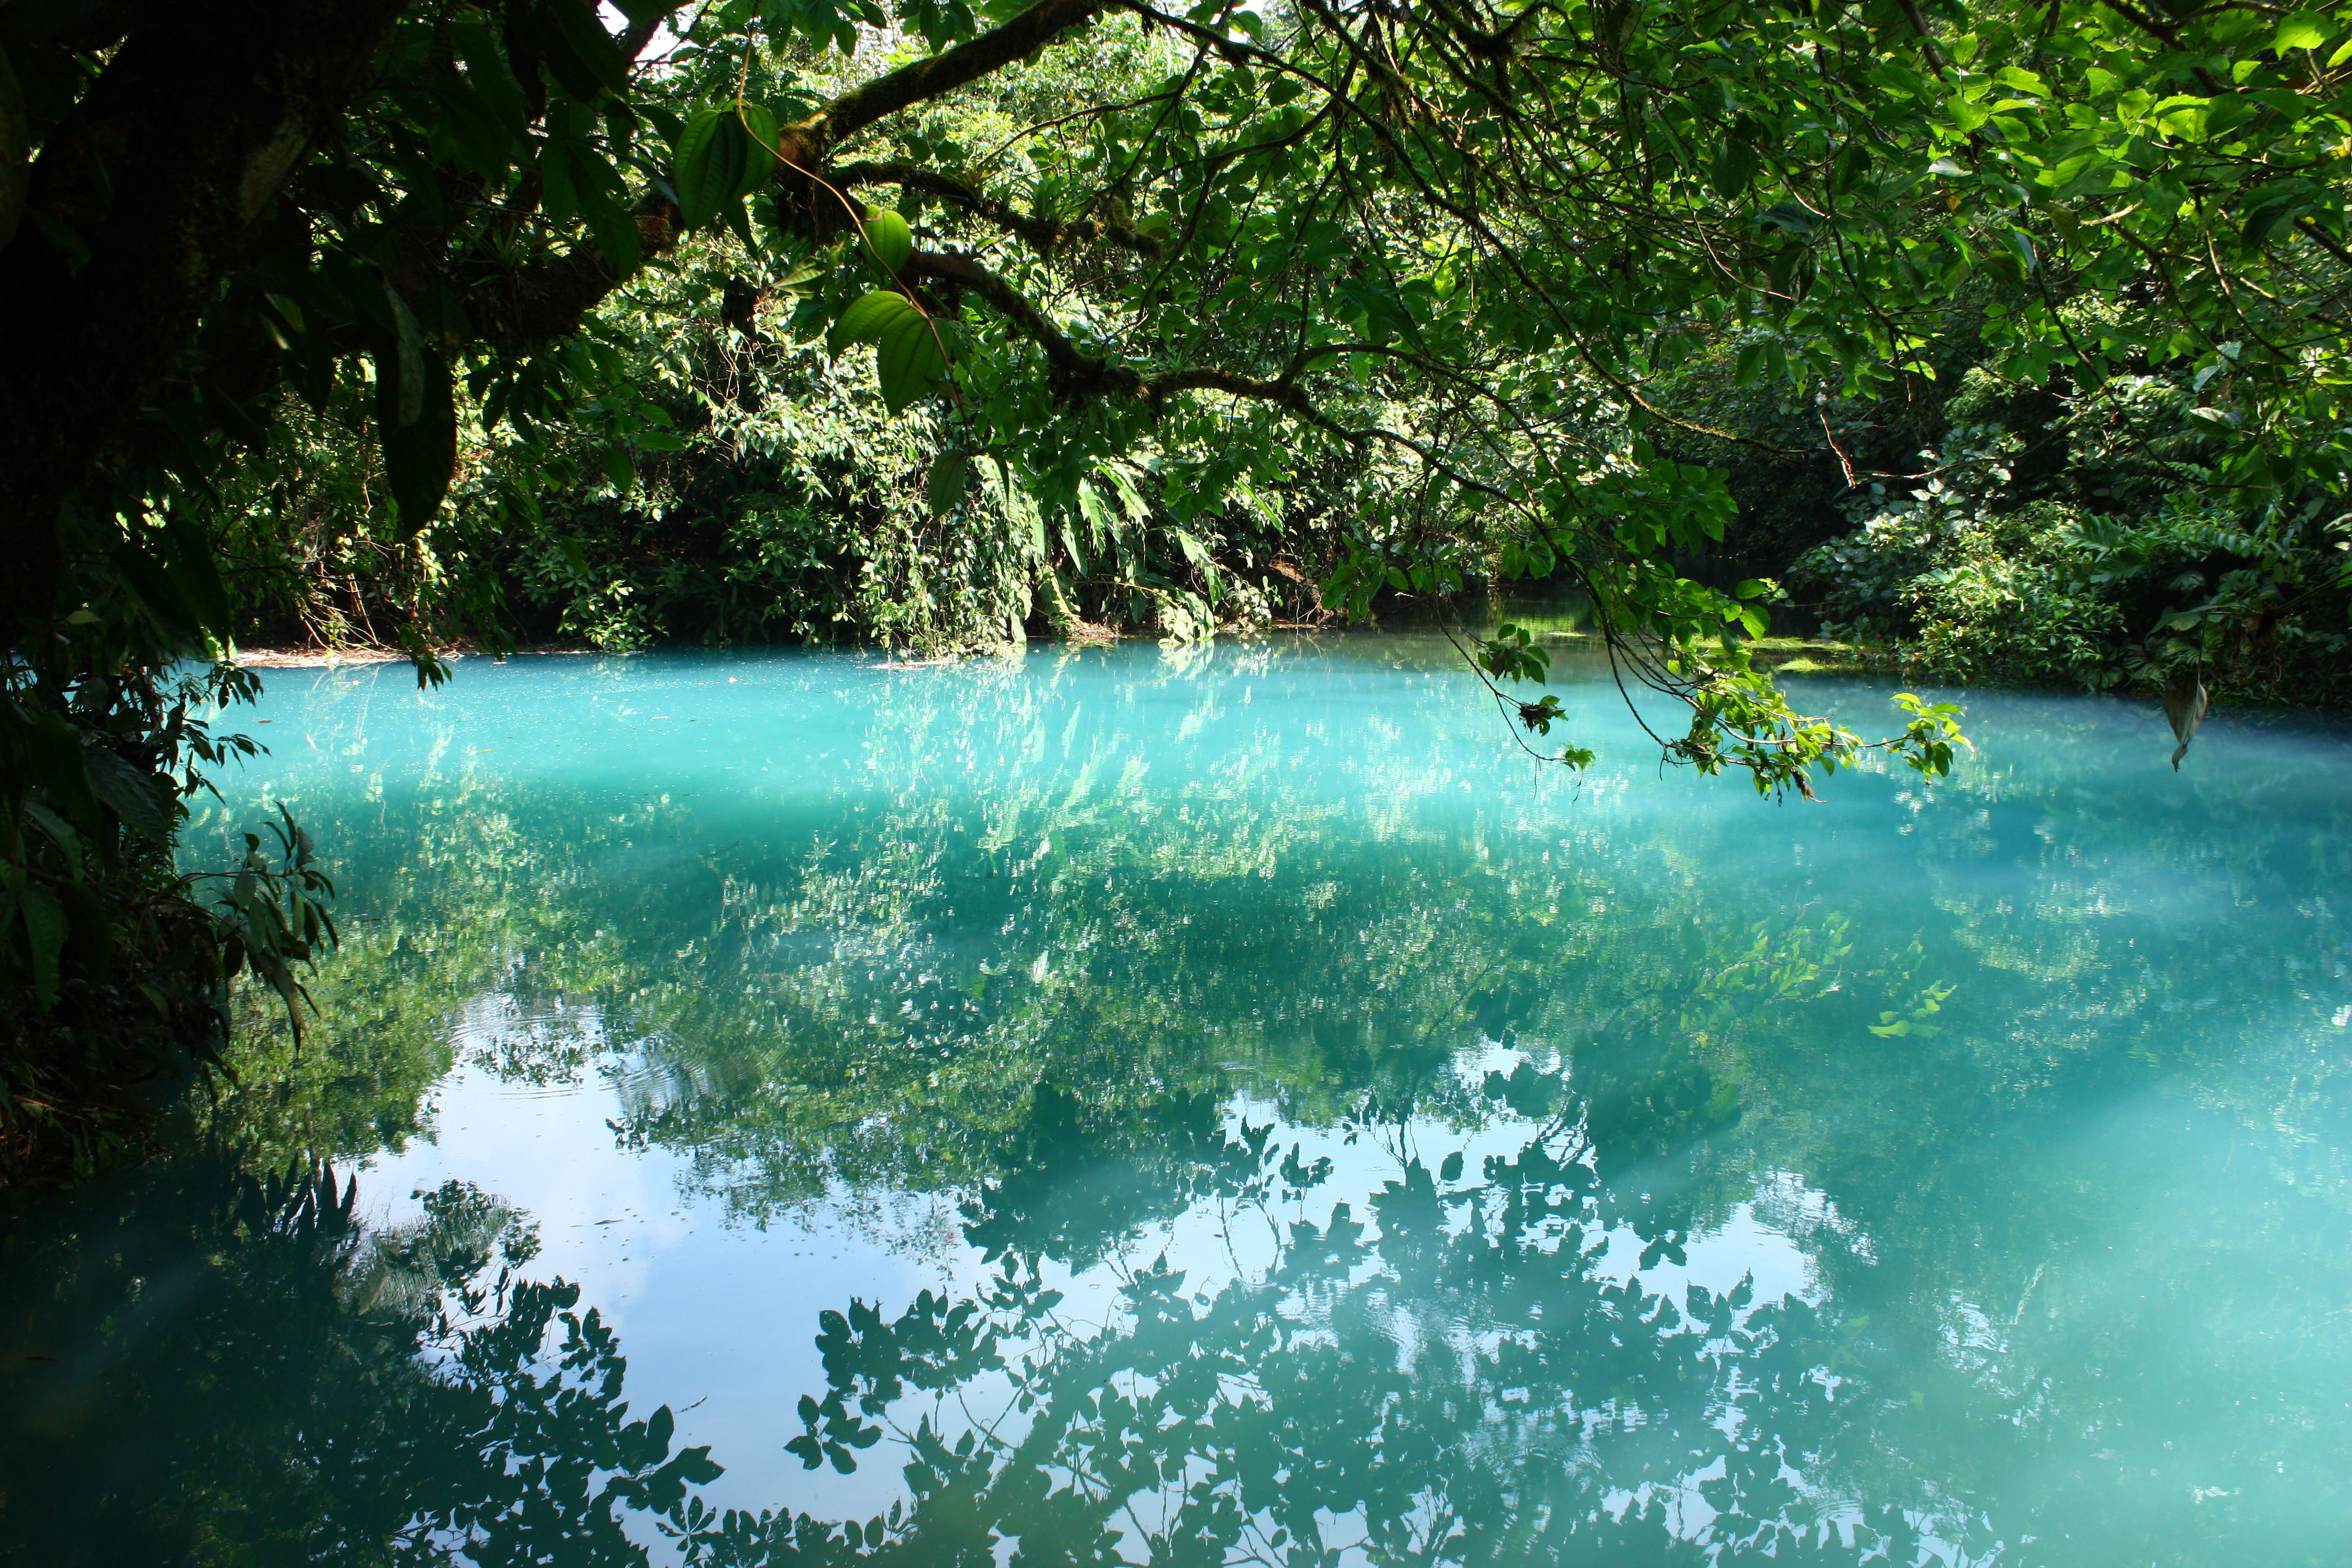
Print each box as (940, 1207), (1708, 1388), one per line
(731, 1069), (1951, 1568)
(8, 1085), (1908, 1567)
(9, 1021), (2350, 1566)
(134, 651), (2352, 1564)
(0, 1157), (718, 1567)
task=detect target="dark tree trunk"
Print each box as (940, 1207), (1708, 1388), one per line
(0, 0), (401, 636)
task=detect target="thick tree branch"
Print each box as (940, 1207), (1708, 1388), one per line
(905, 247), (1141, 396)
(903, 248), (1511, 498)
(467, 199), (685, 349)
(797, 0), (1107, 156)
(270, 2), (1119, 386)
(830, 160), (1161, 255)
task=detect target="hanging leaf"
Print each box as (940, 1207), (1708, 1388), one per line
(1709, 137), (1759, 199)
(541, 0), (630, 97)
(109, 543), (203, 643)
(580, 182), (644, 275)
(924, 450), (970, 515)
(643, 103), (685, 147)
(376, 339), (458, 537)
(385, 285), (428, 427)
(874, 309), (946, 413)
(451, 18), (531, 131)
(721, 190), (757, 249)
(2243, 203), (2302, 247)
(159, 510), (232, 637)
(14, 878), (67, 1010)
(429, 65), (517, 178)
(827, 289), (919, 354)
(538, 134), (579, 225)
(734, 102), (779, 197)
(674, 109), (746, 230)
(83, 746), (171, 840)
(861, 206), (912, 275)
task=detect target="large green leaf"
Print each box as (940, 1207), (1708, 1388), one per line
(735, 104), (779, 198)
(580, 181), (643, 275)
(875, 310), (946, 413)
(429, 66), (517, 178)
(451, 18), (531, 130)
(159, 511), (231, 638)
(83, 746), (171, 840)
(375, 339), (458, 537)
(924, 450), (970, 515)
(542, 0), (630, 97)
(674, 110), (745, 231)
(861, 207), (912, 276)
(538, 134), (579, 225)
(15, 879), (67, 1010)
(385, 286), (428, 427)
(827, 290), (920, 354)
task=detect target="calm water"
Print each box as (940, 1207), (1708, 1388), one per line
(5, 637), (2351, 1567)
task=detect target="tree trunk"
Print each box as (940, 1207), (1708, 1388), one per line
(0, 0), (402, 636)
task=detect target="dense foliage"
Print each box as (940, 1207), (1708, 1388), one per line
(10, 0), (2352, 1164)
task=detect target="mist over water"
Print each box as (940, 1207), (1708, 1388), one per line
(6, 636), (2350, 1566)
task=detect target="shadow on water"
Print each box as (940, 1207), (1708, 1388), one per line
(6, 638), (2352, 1565)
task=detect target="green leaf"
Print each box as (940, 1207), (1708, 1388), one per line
(23, 803), (83, 878)
(720, 192), (756, 249)
(430, 67), (517, 178)
(83, 747), (171, 840)
(644, 104), (685, 147)
(17, 881), (66, 1010)
(827, 290), (919, 353)
(735, 104), (779, 198)
(110, 543), (203, 643)
(875, 309), (946, 413)
(579, 182), (644, 275)
(674, 110), (747, 230)
(2243, 203), (2300, 247)
(925, 450), (970, 515)
(2276, 13), (2329, 52)
(385, 285), (428, 427)
(861, 206), (913, 276)
(155, 513), (231, 640)
(539, 135), (579, 225)
(1709, 138), (1758, 200)
(452, 19), (531, 131)
(542, 0), (631, 97)
(377, 340), (458, 536)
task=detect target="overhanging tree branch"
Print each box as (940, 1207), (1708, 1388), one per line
(903, 248), (1513, 498)
(794, 0), (1108, 156)
(831, 160), (1162, 255)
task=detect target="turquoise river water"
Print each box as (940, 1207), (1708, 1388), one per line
(3, 635), (2350, 1567)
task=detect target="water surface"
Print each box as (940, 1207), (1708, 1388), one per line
(4, 637), (2350, 1567)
